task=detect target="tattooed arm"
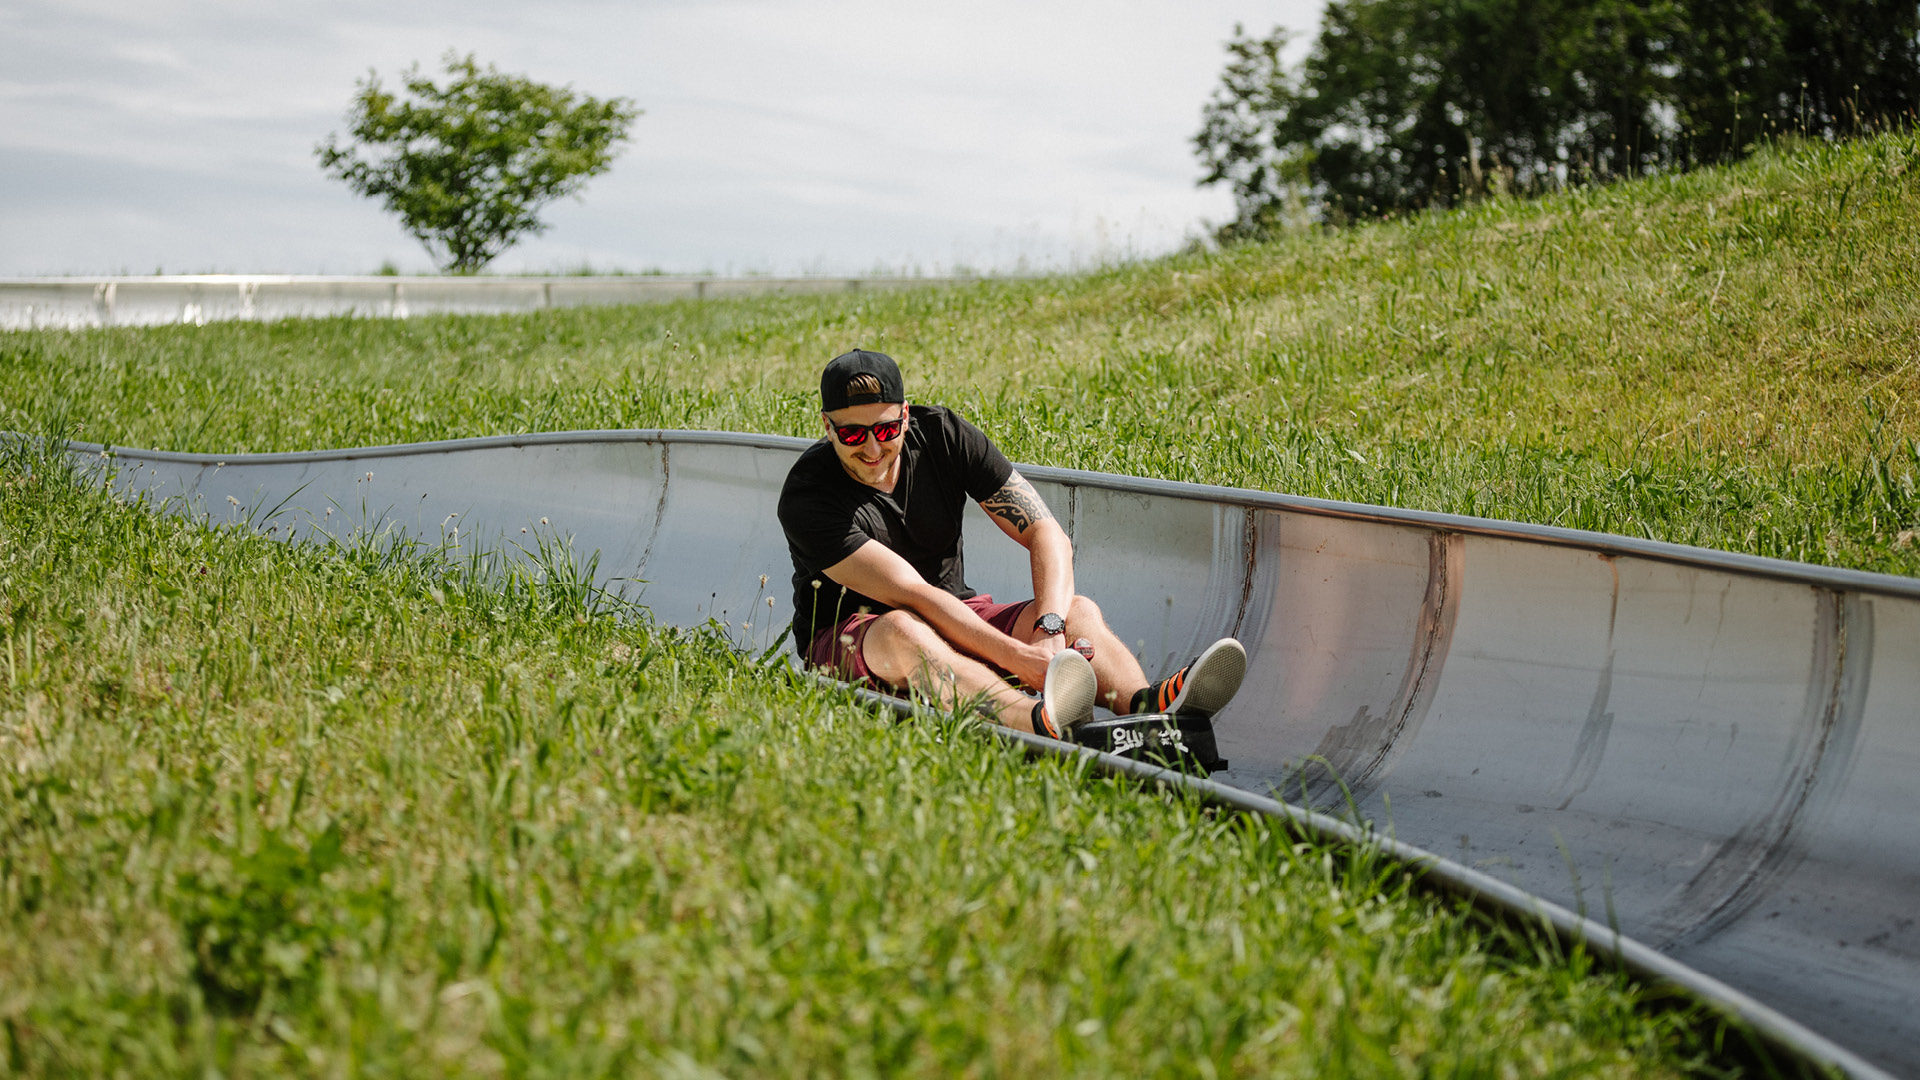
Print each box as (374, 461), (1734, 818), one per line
(980, 470), (1053, 536)
(981, 471), (1075, 641)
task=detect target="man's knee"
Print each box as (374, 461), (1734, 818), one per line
(865, 611), (957, 681)
(1067, 594), (1107, 627)
(870, 609), (939, 646)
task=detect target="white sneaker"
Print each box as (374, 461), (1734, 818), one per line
(1145, 638), (1247, 719)
(1036, 649), (1098, 738)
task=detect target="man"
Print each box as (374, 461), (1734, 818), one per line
(778, 348), (1245, 738)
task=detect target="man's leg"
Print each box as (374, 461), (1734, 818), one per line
(1048, 595), (1151, 713)
(1044, 596), (1247, 718)
(859, 610), (1056, 734)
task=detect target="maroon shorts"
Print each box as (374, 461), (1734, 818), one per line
(806, 594), (1032, 687)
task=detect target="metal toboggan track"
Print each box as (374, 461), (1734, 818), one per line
(61, 429), (1920, 1079)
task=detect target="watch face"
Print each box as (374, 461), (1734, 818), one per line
(1037, 613), (1066, 635)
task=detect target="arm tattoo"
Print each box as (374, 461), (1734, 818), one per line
(981, 471), (1053, 534)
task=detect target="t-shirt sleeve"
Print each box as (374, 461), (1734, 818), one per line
(944, 411), (1015, 501)
(778, 485), (872, 572)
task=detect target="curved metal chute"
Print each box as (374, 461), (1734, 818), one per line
(71, 430), (1920, 1079)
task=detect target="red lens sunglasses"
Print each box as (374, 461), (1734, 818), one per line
(831, 411), (908, 447)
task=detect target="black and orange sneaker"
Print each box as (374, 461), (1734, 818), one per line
(1030, 649), (1098, 739)
(1135, 638), (1247, 720)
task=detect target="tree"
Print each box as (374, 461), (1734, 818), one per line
(1197, 0), (1684, 231)
(1193, 26), (1311, 241)
(1195, 0), (1919, 238)
(317, 53), (640, 274)
(1674, 0), (1920, 164)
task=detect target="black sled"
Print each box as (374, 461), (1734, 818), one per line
(1070, 711), (1228, 774)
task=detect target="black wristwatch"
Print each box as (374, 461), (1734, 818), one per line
(1034, 612), (1066, 636)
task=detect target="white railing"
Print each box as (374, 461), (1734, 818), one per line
(0, 274), (966, 331)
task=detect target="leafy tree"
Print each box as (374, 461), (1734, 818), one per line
(1197, 0), (1686, 228)
(317, 53), (640, 274)
(1196, 0), (1919, 237)
(1194, 26), (1311, 241)
(1675, 0), (1920, 164)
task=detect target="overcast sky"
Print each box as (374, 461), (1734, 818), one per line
(0, 0), (1324, 277)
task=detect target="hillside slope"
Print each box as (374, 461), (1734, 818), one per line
(5, 134), (1917, 576)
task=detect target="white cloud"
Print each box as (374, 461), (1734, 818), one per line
(0, 0), (1325, 276)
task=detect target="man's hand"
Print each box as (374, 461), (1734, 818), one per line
(1002, 633), (1080, 689)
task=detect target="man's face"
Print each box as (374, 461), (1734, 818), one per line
(822, 400), (909, 487)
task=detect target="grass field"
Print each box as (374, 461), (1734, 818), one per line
(9, 133), (1918, 574)
(6, 131), (1918, 1075)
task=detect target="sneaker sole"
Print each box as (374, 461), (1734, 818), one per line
(1043, 650), (1098, 735)
(1166, 638), (1247, 719)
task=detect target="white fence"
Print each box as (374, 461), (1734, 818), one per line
(0, 274), (964, 331)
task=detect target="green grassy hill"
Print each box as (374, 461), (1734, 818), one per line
(9, 131), (1917, 573)
(4, 131), (1916, 1076)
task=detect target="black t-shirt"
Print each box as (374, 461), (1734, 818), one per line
(779, 404), (1015, 648)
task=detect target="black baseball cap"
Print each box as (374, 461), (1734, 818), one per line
(820, 348), (905, 412)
